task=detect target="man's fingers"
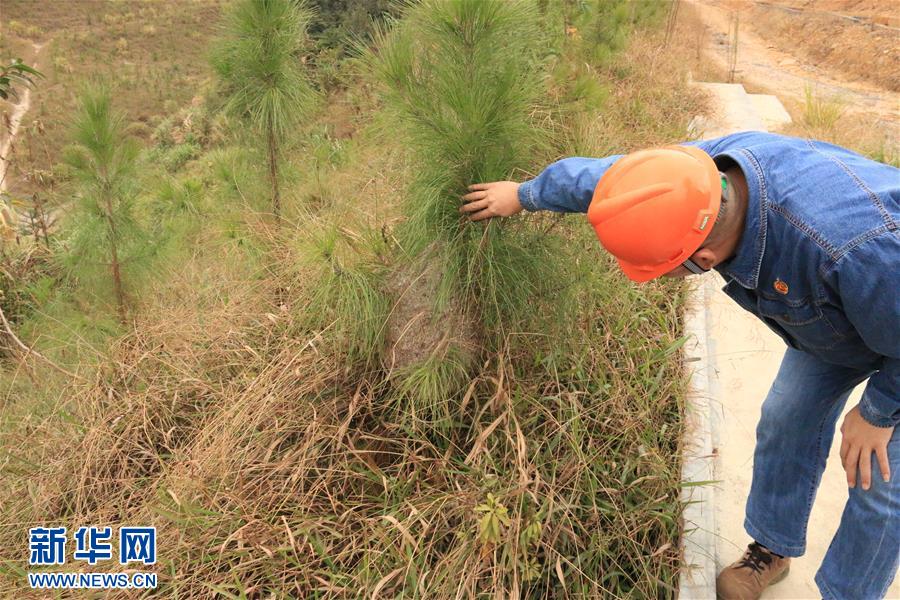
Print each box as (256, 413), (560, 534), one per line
(467, 183), (493, 192)
(875, 445), (892, 483)
(839, 437), (849, 462)
(845, 446), (860, 488)
(462, 190), (488, 202)
(460, 199), (489, 213)
(860, 448), (872, 490)
(468, 208), (494, 221)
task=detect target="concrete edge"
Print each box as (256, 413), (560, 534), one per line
(677, 76), (791, 599)
(678, 276), (720, 598)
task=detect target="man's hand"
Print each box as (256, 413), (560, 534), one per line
(840, 404), (894, 490)
(459, 181), (522, 221)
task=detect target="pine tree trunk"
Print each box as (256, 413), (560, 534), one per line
(267, 118), (280, 219)
(109, 236), (126, 324)
(102, 188), (127, 323)
(33, 191), (50, 248)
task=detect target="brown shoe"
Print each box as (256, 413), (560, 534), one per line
(716, 542), (791, 600)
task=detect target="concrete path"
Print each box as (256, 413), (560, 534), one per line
(688, 82), (900, 599)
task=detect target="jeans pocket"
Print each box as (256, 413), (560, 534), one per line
(757, 296), (843, 350)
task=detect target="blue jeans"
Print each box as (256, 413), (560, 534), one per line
(744, 348), (900, 599)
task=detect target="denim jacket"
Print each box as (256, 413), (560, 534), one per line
(518, 131), (900, 427)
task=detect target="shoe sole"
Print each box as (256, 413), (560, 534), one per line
(715, 566), (791, 600)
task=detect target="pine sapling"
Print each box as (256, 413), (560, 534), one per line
(63, 84), (149, 322)
(211, 0), (318, 219)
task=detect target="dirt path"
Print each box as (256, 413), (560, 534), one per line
(685, 0), (899, 129)
(0, 42), (45, 195)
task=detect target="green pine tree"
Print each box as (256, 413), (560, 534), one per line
(368, 0), (572, 420)
(62, 84), (149, 323)
(211, 0), (318, 219)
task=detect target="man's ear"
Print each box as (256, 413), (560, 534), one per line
(692, 247), (717, 270)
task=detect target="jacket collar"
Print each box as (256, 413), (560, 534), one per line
(712, 149), (767, 290)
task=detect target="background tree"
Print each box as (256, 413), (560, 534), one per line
(306, 0), (396, 50)
(62, 84), (148, 323)
(211, 0), (317, 219)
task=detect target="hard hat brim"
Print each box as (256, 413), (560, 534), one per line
(616, 259), (672, 282)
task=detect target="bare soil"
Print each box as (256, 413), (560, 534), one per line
(683, 0), (899, 128)
(739, 0), (900, 92)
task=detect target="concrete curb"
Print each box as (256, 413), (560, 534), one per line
(679, 277), (721, 598)
(677, 79), (791, 598)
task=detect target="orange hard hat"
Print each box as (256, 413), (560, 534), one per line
(586, 145), (721, 282)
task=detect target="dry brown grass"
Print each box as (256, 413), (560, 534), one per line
(0, 293), (687, 592)
(779, 96), (899, 166)
(1, 0), (226, 198)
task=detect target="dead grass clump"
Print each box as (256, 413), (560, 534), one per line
(801, 83), (847, 130)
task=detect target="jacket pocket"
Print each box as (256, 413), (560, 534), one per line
(757, 296), (843, 350)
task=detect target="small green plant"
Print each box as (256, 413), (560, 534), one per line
(0, 58), (44, 102)
(160, 142), (201, 172)
(802, 84), (846, 130)
(211, 0), (318, 219)
(207, 145), (264, 206)
(475, 492), (510, 545)
(157, 177), (204, 217)
(391, 344), (472, 431)
(295, 224), (389, 364)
